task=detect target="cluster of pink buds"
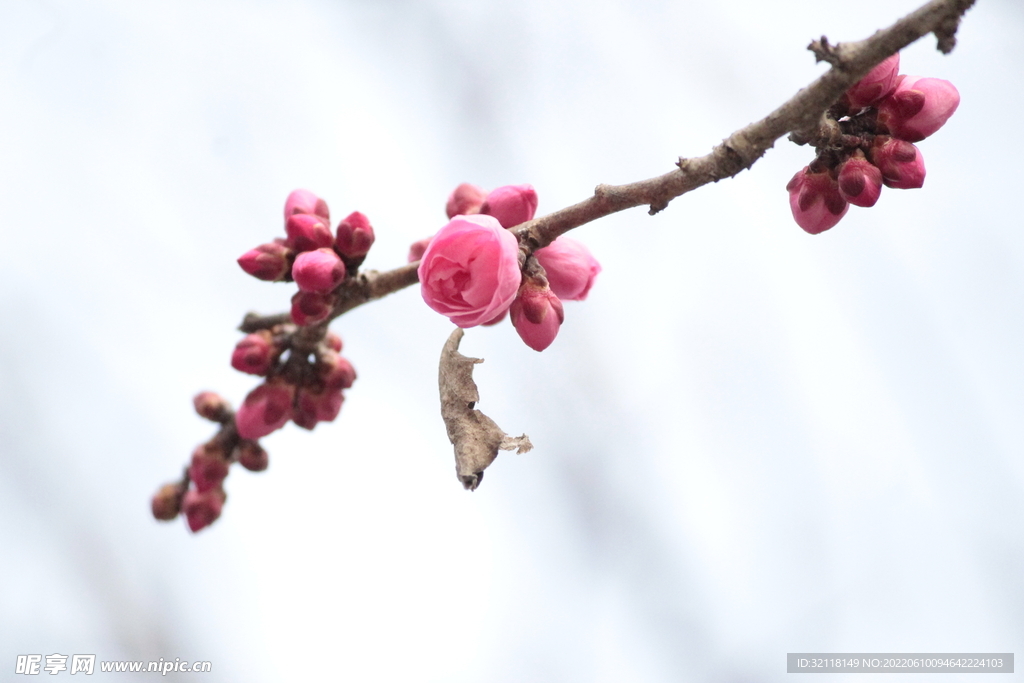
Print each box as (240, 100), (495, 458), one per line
(787, 53), (959, 233)
(412, 183), (601, 351)
(153, 189), (362, 532)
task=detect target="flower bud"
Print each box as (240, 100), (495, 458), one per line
(182, 487), (226, 533)
(151, 482), (185, 521)
(284, 189), (330, 223)
(510, 280), (564, 352)
(293, 387), (344, 430)
(235, 382), (294, 440)
(236, 440), (269, 472)
(325, 332), (343, 353)
(291, 291), (335, 326)
(335, 211), (375, 261)
(231, 331), (276, 375)
(445, 183), (487, 218)
(319, 351), (356, 390)
(238, 241), (292, 281)
(877, 75), (959, 142)
(869, 136), (926, 189)
(837, 154), (884, 207)
(285, 213), (334, 253)
(292, 248), (346, 293)
(786, 167), (849, 234)
(407, 235), (433, 263)
(479, 184), (538, 228)
(193, 391), (231, 422)
(844, 53), (900, 109)
(534, 237), (602, 301)
(189, 443), (229, 493)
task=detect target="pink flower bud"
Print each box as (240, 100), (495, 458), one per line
(877, 75), (959, 142)
(151, 482), (185, 521)
(284, 189), (330, 223)
(418, 214), (522, 327)
(869, 136), (926, 189)
(238, 241), (292, 281)
(291, 291), (335, 326)
(182, 487), (226, 533)
(293, 387), (344, 430)
(335, 211), (375, 260)
(786, 167), (849, 234)
(236, 440), (268, 472)
(319, 351), (356, 390)
(235, 382), (294, 440)
(510, 281), (564, 352)
(285, 213), (334, 253)
(479, 184), (538, 228)
(837, 155), (884, 207)
(292, 248), (346, 293)
(407, 235), (433, 263)
(446, 183), (487, 219)
(844, 53), (900, 109)
(533, 237), (602, 301)
(193, 391), (231, 422)
(325, 332), (343, 353)
(231, 331), (276, 375)
(189, 444), (229, 493)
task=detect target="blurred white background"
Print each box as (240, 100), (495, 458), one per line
(1, 0), (1022, 680)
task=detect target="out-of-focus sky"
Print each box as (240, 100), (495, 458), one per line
(1, 0), (1022, 680)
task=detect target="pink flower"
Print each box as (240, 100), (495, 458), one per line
(446, 183), (487, 219)
(407, 235), (433, 263)
(290, 291), (335, 326)
(510, 281), (564, 351)
(182, 487), (226, 533)
(284, 189), (330, 223)
(479, 184), (538, 228)
(534, 237), (601, 301)
(238, 241), (292, 281)
(877, 75), (959, 143)
(786, 167), (849, 234)
(235, 383), (294, 440)
(292, 248), (346, 293)
(285, 213), (334, 253)
(189, 444), (229, 493)
(231, 331), (276, 375)
(844, 53), (900, 109)
(292, 387), (344, 430)
(319, 351), (356, 390)
(837, 155), (884, 207)
(869, 136), (926, 189)
(236, 440), (268, 472)
(335, 211), (375, 260)
(418, 214), (522, 327)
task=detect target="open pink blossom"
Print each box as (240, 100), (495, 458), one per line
(446, 183), (487, 219)
(837, 155), (884, 207)
(479, 184), (538, 228)
(235, 383), (294, 440)
(877, 75), (959, 143)
(292, 248), (346, 293)
(844, 53), (900, 109)
(284, 189), (330, 223)
(534, 237), (601, 301)
(182, 488), (226, 533)
(869, 136), (926, 189)
(510, 281), (564, 351)
(418, 214), (522, 327)
(786, 167), (849, 234)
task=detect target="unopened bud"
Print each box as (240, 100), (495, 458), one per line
(319, 351), (357, 390)
(284, 189), (330, 223)
(291, 291), (335, 326)
(837, 154), (884, 207)
(844, 53), (900, 109)
(231, 331), (277, 375)
(786, 166), (849, 234)
(151, 482), (185, 521)
(238, 242), (292, 281)
(193, 391), (231, 422)
(189, 443), (229, 493)
(510, 279), (564, 352)
(235, 382), (294, 440)
(445, 183), (487, 218)
(534, 237), (602, 301)
(285, 213), (334, 253)
(877, 75), (959, 142)
(869, 136), (926, 189)
(182, 487), (226, 533)
(236, 440), (269, 472)
(479, 184), (538, 228)
(292, 248), (346, 293)
(335, 211), (375, 262)
(293, 387), (344, 430)
(325, 332), (343, 353)
(407, 235), (433, 263)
